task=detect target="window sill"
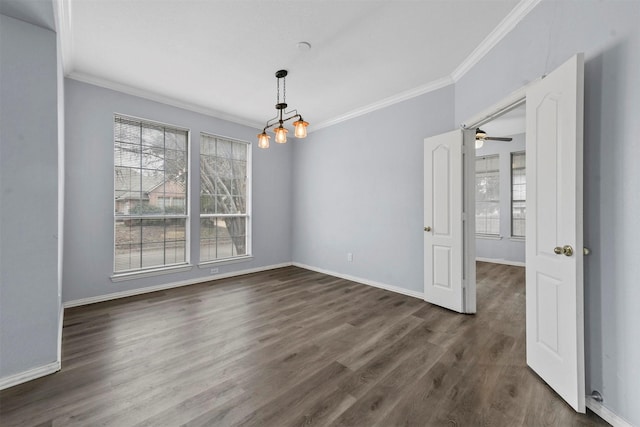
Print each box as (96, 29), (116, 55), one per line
(476, 234), (502, 240)
(111, 264), (193, 282)
(198, 255), (253, 269)
(510, 236), (526, 242)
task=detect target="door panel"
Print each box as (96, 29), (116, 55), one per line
(424, 130), (463, 313)
(525, 53), (585, 412)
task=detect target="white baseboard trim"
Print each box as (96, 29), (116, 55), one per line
(0, 361), (61, 391)
(586, 398), (634, 427)
(292, 262), (424, 300)
(63, 262), (293, 308)
(475, 257), (525, 267)
(57, 304), (64, 362)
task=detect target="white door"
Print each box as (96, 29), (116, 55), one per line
(525, 53), (585, 412)
(424, 130), (464, 313)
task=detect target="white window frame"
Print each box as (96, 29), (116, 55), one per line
(475, 154), (500, 236)
(511, 151), (526, 238)
(198, 132), (252, 265)
(112, 114), (191, 278)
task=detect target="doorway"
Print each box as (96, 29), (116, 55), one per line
(470, 103), (527, 314)
(424, 53), (586, 413)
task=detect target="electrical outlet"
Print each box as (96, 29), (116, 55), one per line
(347, 252), (353, 262)
(210, 267), (219, 274)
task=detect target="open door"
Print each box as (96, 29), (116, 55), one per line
(525, 54), (585, 412)
(423, 130), (465, 313)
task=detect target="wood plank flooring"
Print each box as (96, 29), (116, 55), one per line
(0, 263), (608, 426)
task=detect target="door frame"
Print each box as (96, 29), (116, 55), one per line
(459, 79), (540, 313)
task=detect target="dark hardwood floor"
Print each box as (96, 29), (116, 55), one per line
(0, 263), (607, 426)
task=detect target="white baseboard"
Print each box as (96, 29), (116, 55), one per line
(292, 262), (424, 300)
(586, 398), (634, 427)
(475, 257), (525, 267)
(0, 361), (61, 391)
(64, 262), (293, 308)
(57, 304), (64, 362)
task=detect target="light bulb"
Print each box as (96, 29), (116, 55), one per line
(274, 126), (288, 144)
(257, 132), (270, 149)
(293, 120), (309, 138)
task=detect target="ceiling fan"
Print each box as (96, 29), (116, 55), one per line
(475, 128), (512, 149)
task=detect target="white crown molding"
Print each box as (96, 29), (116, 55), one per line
(312, 76), (453, 132)
(66, 71), (263, 130)
(0, 361), (61, 391)
(63, 262), (292, 308)
(586, 397), (634, 427)
(451, 0), (542, 82)
(53, 0), (73, 74)
(292, 262), (424, 300)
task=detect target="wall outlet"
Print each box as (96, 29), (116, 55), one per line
(347, 252), (353, 262)
(210, 267), (219, 274)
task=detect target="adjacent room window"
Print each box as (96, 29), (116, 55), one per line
(199, 133), (250, 263)
(476, 155), (500, 235)
(113, 115), (188, 273)
(511, 152), (526, 237)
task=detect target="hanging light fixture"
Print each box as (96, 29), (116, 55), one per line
(257, 69), (309, 149)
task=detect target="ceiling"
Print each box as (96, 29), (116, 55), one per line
(482, 103), (526, 137)
(50, 1), (535, 130)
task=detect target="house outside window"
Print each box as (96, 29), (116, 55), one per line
(476, 155), (500, 235)
(511, 151), (526, 237)
(113, 115), (189, 273)
(199, 133), (250, 263)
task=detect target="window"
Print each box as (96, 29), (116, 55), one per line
(511, 152), (526, 237)
(476, 155), (500, 235)
(199, 133), (250, 262)
(114, 115), (188, 273)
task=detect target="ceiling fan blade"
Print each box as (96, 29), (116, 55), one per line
(486, 137), (513, 142)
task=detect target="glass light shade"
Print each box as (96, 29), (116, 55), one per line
(257, 132), (270, 149)
(475, 139), (484, 149)
(293, 120), (309, 138)
(274, 126), (288, 144)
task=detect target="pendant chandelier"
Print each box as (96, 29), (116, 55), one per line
(257, 69), (309, 149)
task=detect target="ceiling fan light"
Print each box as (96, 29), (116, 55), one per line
(257, 132), (270, 149)
(274, 126), (288, 144)
(476, 128), (487, 140)
(475, 139), (484, 149)
(293, 119), (309, 138)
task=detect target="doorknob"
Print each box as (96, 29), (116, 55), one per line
(554, 245), (574, 256)
(424, 226), (431, 232)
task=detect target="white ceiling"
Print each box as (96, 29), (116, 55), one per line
(59, 0), (531, 130)
(482, 103), (526, 137)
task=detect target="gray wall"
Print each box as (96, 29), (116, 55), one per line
(475, 134), (525, 264)
(63, 79), (292, 302)
(455, 1), (640, 424)
(292, 86), (454, 294)
(0, 14), (60, 379)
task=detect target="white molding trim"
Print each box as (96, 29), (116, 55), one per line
(64, 263), (292, 308)
(66, 72), (263, 130)
(292, 262), (424, 300)
(53, 0), (73, 74)
(312, 76), (453, 131)
(476, 257), (525, 267)
(451, 0), (542, 82)
(0, 361), (61, 391)
(57, 305), (64, 363)
(586, 398), (634, 427)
